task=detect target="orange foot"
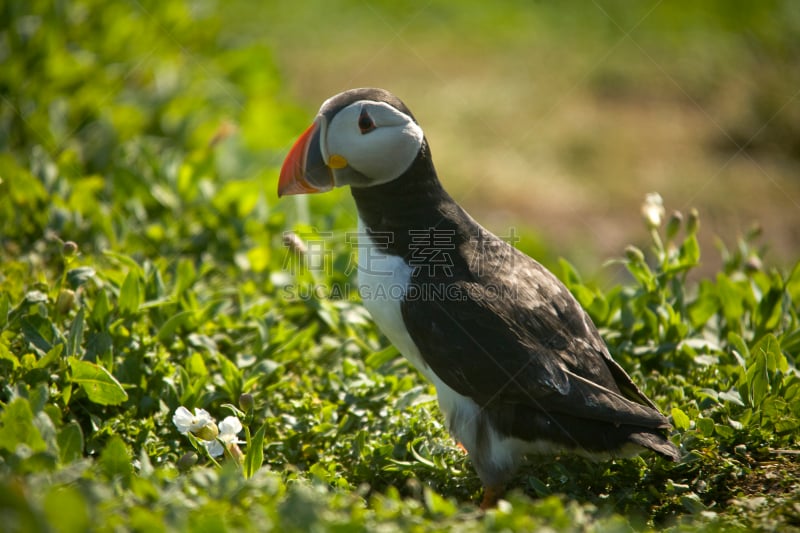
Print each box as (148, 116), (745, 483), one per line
(480, 485), (505, 510)
(456, 442), (468, 453)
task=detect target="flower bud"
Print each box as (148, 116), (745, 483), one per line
(665, 211), (682, 240)
(56, 289), (75, 313)
(641, 193), (665, 229)
(686, 208), (700, 235)
(625, 245), (645, 264)
(744, 256), (762, 273)
(178, 451), (198, 471)
(227, 442), (245, 464)
(193, 422), (219, 441)
(746, 223), (762, 241)
(238, 393), (254, 413)
(63, 241), (79, 257)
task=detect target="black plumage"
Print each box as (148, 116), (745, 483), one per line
(280, 88), (679, 506)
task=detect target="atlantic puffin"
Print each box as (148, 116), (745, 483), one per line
(278, 88), (679, 507)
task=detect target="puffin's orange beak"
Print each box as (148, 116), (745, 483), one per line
(278, 120), (334, 197)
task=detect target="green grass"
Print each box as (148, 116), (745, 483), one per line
(1, 1), (799, 531)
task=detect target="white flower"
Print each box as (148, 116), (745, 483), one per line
(205, 416), (243, 458)
(642, 192), (665, 229)
(172, 406), (215, 435)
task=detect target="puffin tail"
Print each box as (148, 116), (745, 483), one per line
(629, 431), (680, 462)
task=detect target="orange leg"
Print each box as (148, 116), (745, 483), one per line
(480, 485), (505, 510)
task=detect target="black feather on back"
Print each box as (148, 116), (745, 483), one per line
(399, 222), (677, 459)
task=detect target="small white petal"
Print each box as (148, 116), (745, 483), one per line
(205, 440), (224, 457)
(173, 406), (216, 434)
(192, 408), (213, 427)
(173, 406), (194, 433)
(218, 416), (242, 439)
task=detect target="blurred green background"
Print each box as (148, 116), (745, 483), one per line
(3, 0), (799, 275)
(248, 0), (800, 275)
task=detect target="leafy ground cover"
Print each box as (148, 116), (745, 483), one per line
(1, 1), (799, 531)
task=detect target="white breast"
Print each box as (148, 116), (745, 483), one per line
(355, 216), (431, 376)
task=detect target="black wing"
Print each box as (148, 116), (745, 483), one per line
(401, 232), (670, 432)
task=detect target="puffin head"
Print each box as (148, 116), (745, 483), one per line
(278, 88), (425, 196)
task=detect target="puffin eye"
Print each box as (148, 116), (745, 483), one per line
(358, 108), (376, 134)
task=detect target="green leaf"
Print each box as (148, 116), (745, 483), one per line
(728, 332), (750, 363)
(679, 234), (700, 266)
(681, 492), (707, 514)
(119, 270), (142, 316)
(755, 334), (788, 374)
(175, 258), (197, 297)
(69, 359), (129, 406)
(62, 381), (73, 406)
(526, 476), (552, 497)
(715, 423), (735, 439)
(44, 486), (90, 533)
(100, 435), (131, 483)
(244, 422), (267, 479)
(185, 351), (209, 378)
(103, 252), (144, 276)
(36, 343), (63, 369)
(217, 355), (243, 399)
(780, 327), (800, 357)
(626, 259), (656, 292)
(0, 292), (9, 328)
(719, 389), (745, 407)
(745, 351), (769, 407)
(29, 383), (50, 414)
(0, 342), (19, 370)
(90, 288), (110, 327)
(66, 306), (85, 357)
(559, 258), (583, 286)
(423, 487), (457, 517)
(0, 398), (47, 453)
(365, 345), (399, 368)
(57, 421), (85, 464)
(157, 310), (195, 343)
(66, 267), (96, 289)
(671, 407), (691, 431)
(717, 273), (745, 327)
(696, 417), (715, 437)
(755, 286), (783, 333)
(21, 315), (55, 354)
(687, 280), (718, 328)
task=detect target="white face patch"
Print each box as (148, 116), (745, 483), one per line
(325, 101), (424, 187)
